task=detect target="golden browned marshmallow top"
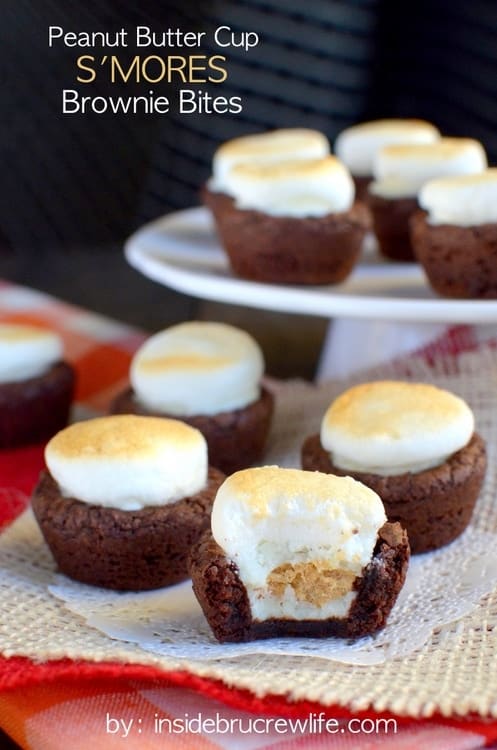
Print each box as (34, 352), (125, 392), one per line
(371, 138), (487, 198)
(46, 415), (208, 510)
(321, 381), (474, 475)
(0, 323), (63, 383)
(211, 128), (330, 192)
(335, 118), (440, 176)
(420, 168), (497, 226)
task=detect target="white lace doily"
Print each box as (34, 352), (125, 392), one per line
(48, 524), (497, 665)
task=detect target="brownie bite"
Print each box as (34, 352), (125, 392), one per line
(31, 415), (224, 590)
(369, 138), (487, 261)
(214, 156), (368, 285)
(190, 467), (409, 642)
(0, 324), (75, 449)
(203, 128), (330, 224)
(302, 381), (487, 554)
(111, 321), (274, 474)
(334, 118), (440, 202)
(411, 169), (497, 298)
(203, 128), (374, 286)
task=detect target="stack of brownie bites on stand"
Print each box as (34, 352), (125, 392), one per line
(9, 121), (492, 645)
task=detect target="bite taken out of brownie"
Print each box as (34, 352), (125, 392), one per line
(189, 466), (409, 642)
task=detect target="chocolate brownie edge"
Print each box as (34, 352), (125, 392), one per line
(110, 386), (274, 475)
(353, 175), (373, 204)
(346, 522), (409, 637)
(201, 185), (235, 225)
(214, 201), (369, 285)
(31, 467), (225, 591)
(410, 211), (497, 298)
(189, 521), (409, 643)
(189, 531), (253, 643)
(367, 193), (418, 261)
(0, 361), (75, 449)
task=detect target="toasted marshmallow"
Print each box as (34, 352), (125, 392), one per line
(335, 119), (440, 177)
(321, 381), (474, 476)
(225, 156), (354, 218)
(131, 322), (264, 417)
(370, 138), (487, 199)
(0, 324), (63, 384)
(45, 415), (208, 511)
(420, 169), (497, 226)
(210, 128), (330, 194)
(211, 466), (386, 620)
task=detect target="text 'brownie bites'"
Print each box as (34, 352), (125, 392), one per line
(190, 466), (409, 642)
(302, 381), (487, 553)
(32, 414), (224, 590)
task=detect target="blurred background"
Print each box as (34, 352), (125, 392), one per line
(2, 0), (497, 378)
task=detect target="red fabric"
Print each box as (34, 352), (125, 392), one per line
(0, 445), (44, 500)
(1, 656), (497, 744)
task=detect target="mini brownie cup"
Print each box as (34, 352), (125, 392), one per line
(214, 156), (368, 285)
(201, 186), (235, 226)
(368, 138), (487, 261)
(367, 193), (418, 262)
(334, 118), (440, 203)
(411, 170), (497, 298)
(0, 324), (74, 449)
(111, 322), (273, 475)
(302, 382), (487, 554)
(203, 128), (330, 225)
(190, 467), (409, 642)
(31, 415), (224, 591)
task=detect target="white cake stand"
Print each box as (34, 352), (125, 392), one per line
(125, 207), (495, 379)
